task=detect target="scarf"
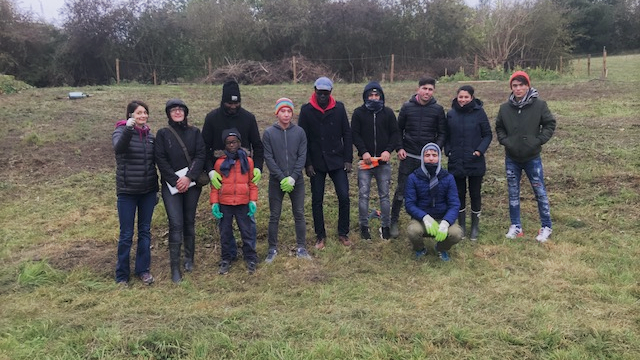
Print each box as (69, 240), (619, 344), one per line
(365, 99), (384, 113)
(509, 87), (539, 109)
(219, 148), (249, 177)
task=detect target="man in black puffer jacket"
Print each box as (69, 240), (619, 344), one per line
(390, 77), (447, 238)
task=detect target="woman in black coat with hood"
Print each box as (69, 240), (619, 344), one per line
(444, 85), (492, 241)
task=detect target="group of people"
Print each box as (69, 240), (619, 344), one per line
(112, 71), (556, 285)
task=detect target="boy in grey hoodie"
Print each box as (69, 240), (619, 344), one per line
(262, 98), (311, 263)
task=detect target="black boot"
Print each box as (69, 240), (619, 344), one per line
(183, 236), (195, 273)
(169, 242), (182, 283)
(458, 209), (466, 239)
(470, 210), (480, 241)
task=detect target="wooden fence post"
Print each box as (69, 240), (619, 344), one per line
(153, 69), (157, 85)
(602, 47), (607, 79)
(116, 58), (120, 84)
(208, 57), (212, 77)
(390, 54), (395, 83)
(292, 56), (297, 84)
(559, 56), (563, 74)
(587, 54), (591, 77)
(474, 54), (478, 79)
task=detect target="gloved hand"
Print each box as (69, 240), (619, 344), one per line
(344, 162), (352, 173)
(126, 117), (136, 128)
(435, 220), (450, 242)
(209, 170), (222, 189)
(211, 203), (223, 219)
(247, 201), (257, 217)
(305, 165), (315, 177)
(422, 215), (438, 237)
(280, 176), (295, 193)
(252, 168), (261, 184)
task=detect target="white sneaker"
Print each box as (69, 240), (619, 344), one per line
(505, 225), (524, 239)
(536, 227), (552, 243)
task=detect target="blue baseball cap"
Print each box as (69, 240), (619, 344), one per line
(314, 77), (333, 91)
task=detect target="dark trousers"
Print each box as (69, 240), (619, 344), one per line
(268, 177), (307, 249)
(391, 157), (421, 223)
(309, 167), (350, 239)
(115, 191), (156, 282)
(161, 185), (201, 259)
(455, 175), (483, 212)
(219, 204), (257, 263)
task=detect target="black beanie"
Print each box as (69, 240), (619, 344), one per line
(221, 127), (242, 143)
(222, 81), (241, 103)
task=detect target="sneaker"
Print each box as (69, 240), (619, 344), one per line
(379, 227), (391, 240)
(139, 272), (154, 285)
(116, 280), (129, 288)
(339, 235), (352, 247)
(296, 248), (312, 260)
(536, 226), (553, 243)
(315, 238), (326, 250)
(264, 248), (277, 264)
(218, 260), (230, 275)
(505, 225), (524, 239)
(360, 226), (371, 241)
(246, 261), (257, 274)
(415, 248), (427, 259)
(390, 222), (399, 238)
(438, 251), (451, 262)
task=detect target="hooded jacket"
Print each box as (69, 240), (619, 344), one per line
(262, 122), (307, 183)
(112, 122), (159, 195)
(495, 89), (556, 163)
(351, 82), (401, 158)
(405, 143), (460, 224)
(445, 98), (493, 177)
(298, 93), (353, 172)
(202, 106), (264, 172)
(398, 95), (447, 155)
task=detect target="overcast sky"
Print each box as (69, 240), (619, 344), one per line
(18, 0), (481, 25)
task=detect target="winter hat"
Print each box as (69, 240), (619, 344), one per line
(274, 97), (294, 115)
(165, 98), (189, 117)
(221, 127), (241, 143)
(222, 80), (241, 103)
(362, 81), (385, 103)
(314, 77), (333, 91)
(509, 71), (530, 87)
(420, 143), (442, 190)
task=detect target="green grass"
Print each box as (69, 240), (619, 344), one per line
(1, 54), (640, 359)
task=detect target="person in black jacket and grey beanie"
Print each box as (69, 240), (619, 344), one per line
(444, 85), (492, 241)
(390, 77), (447, 238)
(155, 99), (206, 283)
(112, 100), (159, 286)
(351, 82), (400, 241)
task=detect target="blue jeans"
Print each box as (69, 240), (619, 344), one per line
(310, 168), (350, 239)
(505, 155), (552, 228)
(358, 163), (391, 228)
(161, 185), (202, 249)
(217, 215), (256, 260)
(219, 204), (257, 263)
(268, 177), (307, 249)
(115, 191), (156, 282)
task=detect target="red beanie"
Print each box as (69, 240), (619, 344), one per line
(509, 71), (530, 87)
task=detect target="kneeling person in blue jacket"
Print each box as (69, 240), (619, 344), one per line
(405, 143), (463, 261)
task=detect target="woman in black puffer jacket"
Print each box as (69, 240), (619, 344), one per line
(112, 100), (159, 286)
(444, 85), (492, 241)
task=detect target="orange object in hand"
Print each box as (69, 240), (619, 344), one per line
(358, 157), (383, 170)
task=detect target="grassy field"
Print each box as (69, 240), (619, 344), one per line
(1, 54), (639, 359)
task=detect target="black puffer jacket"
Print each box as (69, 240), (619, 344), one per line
(155, 121), (206, 187)
(112, 123), (159, 195)
(398, 95), (446, 155)
(444, 98), (493, 177)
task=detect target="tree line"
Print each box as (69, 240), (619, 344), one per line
(1, 0), (638, 87)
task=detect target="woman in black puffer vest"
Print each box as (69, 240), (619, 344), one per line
(444, 85), (492, 241)
(112, 100), (159, 286)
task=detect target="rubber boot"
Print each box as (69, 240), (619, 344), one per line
(183, 236), (194, 272)
(169, 242), (182, 283)
(458, 209), (466, 239)
(470, 210), (480, 241)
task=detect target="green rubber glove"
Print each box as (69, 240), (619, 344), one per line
(423, 215), (438, 236)
(247, 201), (257, 217)
(209, 170), (222, 189)
(211, 203), (223, 219)
(280, 176), (295, 193)
(435, 220), (450, 242)
(252, 168), (261, 184)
